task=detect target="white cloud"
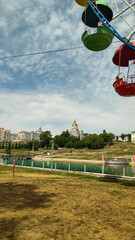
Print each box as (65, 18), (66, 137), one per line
(0, 72), (13, 83)
(0, 0), (134, 136)
(0, 89), (135, 136)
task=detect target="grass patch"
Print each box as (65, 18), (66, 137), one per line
(1, 141), (135, 161)
(0, 165), (57, 175)
(0, 165), (134, 185)
(0, 165), (135, 240)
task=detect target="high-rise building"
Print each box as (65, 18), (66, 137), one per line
(18, 131), (31, 142)
(30, 127), (43, 141)
(17, 127), (43, 142)
(0, 128), (11, 142)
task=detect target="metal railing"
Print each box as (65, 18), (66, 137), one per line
(2, 158), (135, 178)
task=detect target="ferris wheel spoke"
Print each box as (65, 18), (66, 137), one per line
(127, 30), (135, 41)
(112, 2), (135, 20)
(113, 0), (135, 33)
(120, 16), (135, 32)
(121, 0), (135, 14)
(87, 0), (135, 50)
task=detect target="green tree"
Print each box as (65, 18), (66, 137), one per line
(99, 132), (114, 145)
(54, 135), (68, 147)
(2, 142), (4, 149)
(84, 134), (105, 149)
(33, 141), (40, 151)
(5, 142), (11, 154)
(18, 142), (22, 149)
(5, 142), (7, 149)
(53, 143), (58, 150)
(120, 133), (125, 141)
(128, 134), (131, 142)
(15, 143), (18, 149)
(40, 131), (52, 148)
(27, 141), (33, 150)
(61, 131), (70, 138)
(65, 141), (74, 148)
(11, 143), (14, 149)
(54, 131), (79, 148)
(74, 139), (85, 149)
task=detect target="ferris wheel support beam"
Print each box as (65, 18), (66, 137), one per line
(127, 30), (135, 41)
(112, 2), (135, 21)
(121, 0), (135, 14)
(87, 0), (135, 51)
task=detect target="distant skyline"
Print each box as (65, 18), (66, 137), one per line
(0, 0), (135, 136)
(2, 119), (133, 137)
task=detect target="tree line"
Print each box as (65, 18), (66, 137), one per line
(53, 131), (114, 149)
(0, 141), (40, 154)
(2, 130), (131, 154)
(39, 131), (115, 150)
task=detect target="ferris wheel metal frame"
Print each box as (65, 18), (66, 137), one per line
(87, 0), (135, 50)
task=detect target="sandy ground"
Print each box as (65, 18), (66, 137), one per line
(0, 168), (135, 240)
(32, 155), (104, 164)
(32, 155), (135, 166)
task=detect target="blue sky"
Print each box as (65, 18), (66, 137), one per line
(0, 0), (135, 135)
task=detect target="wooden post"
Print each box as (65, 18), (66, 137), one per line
(13, 160), (15, 177)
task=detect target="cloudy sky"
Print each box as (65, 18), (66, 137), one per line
(0, 0), (135, 136)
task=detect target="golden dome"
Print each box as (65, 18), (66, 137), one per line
(72, 121), (78, 127)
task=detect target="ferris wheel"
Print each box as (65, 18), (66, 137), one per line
(75, 0), (135, 97)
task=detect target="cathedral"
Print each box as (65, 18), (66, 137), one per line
(70, 121), (80, 139)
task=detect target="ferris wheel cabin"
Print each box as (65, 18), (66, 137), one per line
(113, 41), (135, 67)
(75, 0), (89, 7)
(112, 42), (135, 97)
(113, 72), (135, 97)
(82, 26), (114, 51)
(82, 1), (113, 28)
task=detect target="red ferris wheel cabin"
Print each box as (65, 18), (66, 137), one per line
(113, 73), (135, 97)
(112, 42), (135, 97)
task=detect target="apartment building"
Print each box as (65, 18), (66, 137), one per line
(17, 127), (43, 142)
(0, 128), (11, 142)
(131, 131), (135, 143)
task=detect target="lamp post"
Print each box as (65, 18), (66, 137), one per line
(51, 136), (54, 170)
(31, 132), (34, 152)
(32, 139), (34, 152)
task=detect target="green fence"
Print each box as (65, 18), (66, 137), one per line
(2, 159), (135, 178)
(86, 165), (102, 174)
(56, 162), (69, 171)
(104, 165), (123, 175)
